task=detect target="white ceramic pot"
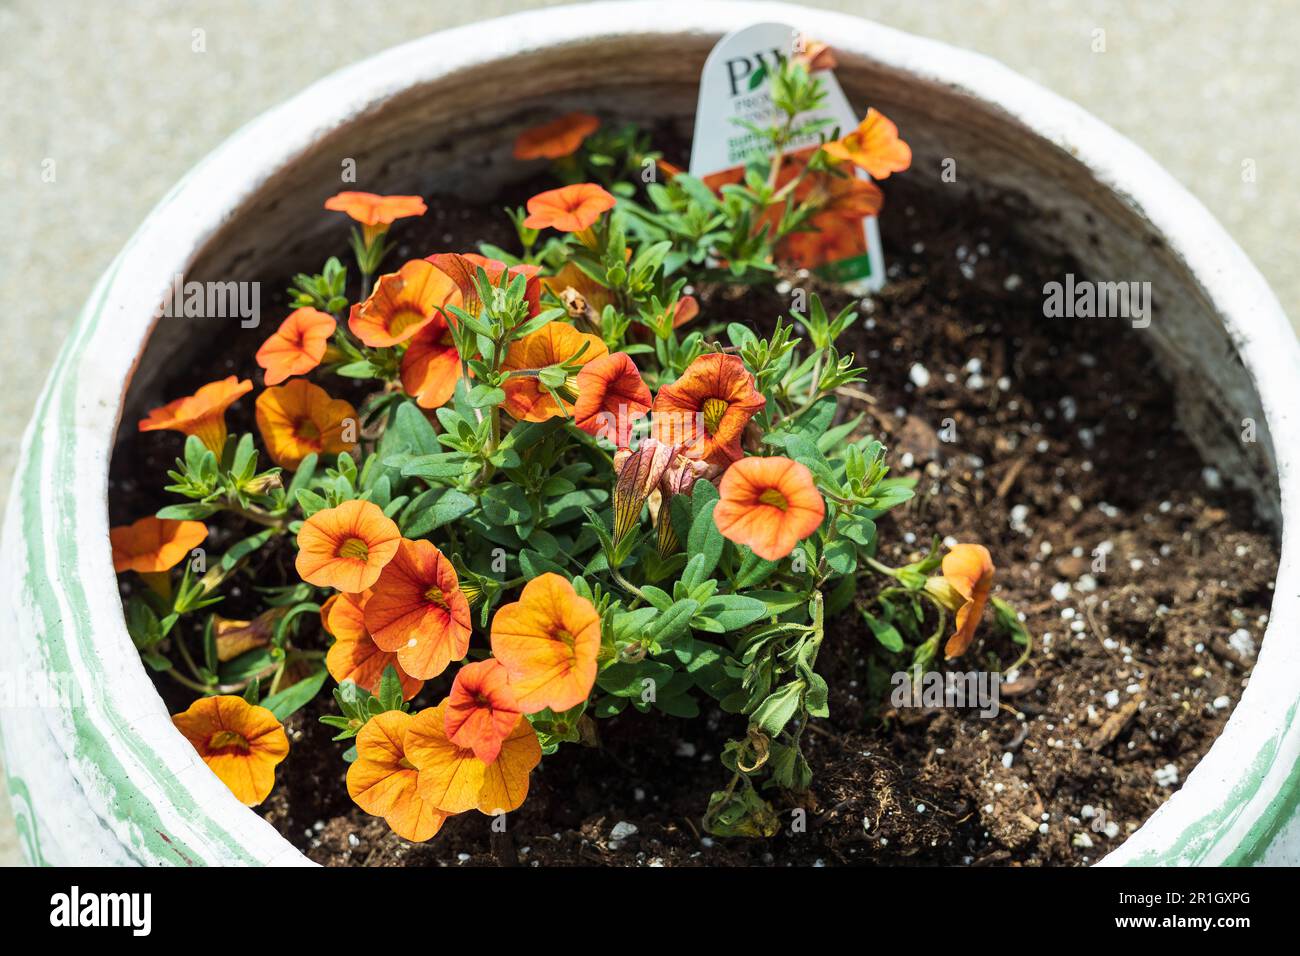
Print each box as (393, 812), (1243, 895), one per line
(3, 0), (1297, 866)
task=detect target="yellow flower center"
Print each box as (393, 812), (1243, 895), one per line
(398, 756), (417, 771)
(295, 418), (322, 443)
(702, 398), (728, 435)
(388, 307), (427, 337)
(207, 730), (250, 753)
(424, 585), (447, 607)
(338, 537), (370, 560)
(759, 488), (789, 510)
(555, 628), (576, 649)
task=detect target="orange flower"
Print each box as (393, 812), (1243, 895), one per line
(513, 112), (600, 160)
(821, 108), (912, 180)
(573, 352), (652, 446)
(793, 36), (837, 72)
(713, 456), (826, 561)
(652, 353), (766, 467)
(295, 499), (401, 593)
(500, 321), (608, 422)
(172, 695), (289, 806)
(110, 517), (207, 573)
(426, 252), (541, 320)
(349, 259), (459, 348)
(406, 701), (542, 815)
(255, 379), (358, 470)
(365, 539), (472, 680)
(212, 608), (287, 662)
(542, 260), (615, 320)
(670, 295), (699, 329)
(138, 376), (253, 453)
(347, 710), (448, 842)
(399, 310), (461, 410)
(444, 659), (522, 763)
(323, 590), (424, 700)
(522, 183), (616, 233)
(925, 544), (996, 659)
(255, 307), (336, 386)
(324, 191), (427, 244)
(490, 573), (600, 714)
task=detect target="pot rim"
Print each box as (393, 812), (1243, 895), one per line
(7, 0), (1298, 866)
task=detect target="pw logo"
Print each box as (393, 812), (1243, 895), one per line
(49, 886), (151, 936)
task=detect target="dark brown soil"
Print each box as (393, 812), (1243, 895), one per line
(110, 161), (1277, 867)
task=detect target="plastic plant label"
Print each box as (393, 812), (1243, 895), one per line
(689, 21), (886, 291)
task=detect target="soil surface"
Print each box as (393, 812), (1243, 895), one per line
(110, 160), (1278, 867)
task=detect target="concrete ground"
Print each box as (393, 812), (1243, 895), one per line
(0, 0), (1295, 866)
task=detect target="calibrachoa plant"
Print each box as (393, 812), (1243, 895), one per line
(116, 50), (1030, 840)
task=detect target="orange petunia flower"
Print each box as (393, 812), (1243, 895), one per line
(490, 573), (600, 714)
(500, 321), (608, 422)
(255, 307), (337, 386)
(426, 252), (542, 321)
(295, 499), (401, 593)
(713, 456), (826, 561)
(925, 544), (996, 660)
(573, 352), (652, 447)
(652, 353), (766, 467)
(255, 379), (358, 471)
(349, 259), (459, 348)
(513, 112), (600, 160)
(399, 310), (461, 410)
(821, 108), (912, 180)
(542, 260), (615, 322)
(138, 376), (253, 454)
(364, 539), (472, 680)
(406, 701), (542, 815)
(110, 517), (207, 574)
(522, 183), (616, 233)
(444, 659), (522, 763)
(324, 191), (427, 244)
(323, 589), (424, 700)
(347, 710), (448, 842)
(172, 695), (289, 806)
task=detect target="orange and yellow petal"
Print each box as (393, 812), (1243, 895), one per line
(522, 183), (616, 233)
(324, 191), (427, 227)
(651, 352), (766, 466)
(477, 714), (542, 815)
(445, 659), (522, 764)
(406, 702), (542, 816)
(255, 379), (357, 471)
(349, 259), (459, 348)
(138, 376), (253, 453)
(364, 539), (472, 680)
(490, 573), (600, 714)
(513, 112), (599, 160)
(713, 456), (826, 561)
(256, 307), (336, 386)
(325, 591), (424, 700)
(110, 517), (208, 574)
(400, 312), (461, 410)
(172, 695), (289, 806)
(940, 543), (995, 659)
(346, 710), (447, 842)
(573, 352), (651, 446)
(500, 322), (608, 422)
(295, 499), (401, 593)
(821, 108), (912, 180)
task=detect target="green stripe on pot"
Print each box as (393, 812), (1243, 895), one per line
(13, 214), (263, 866)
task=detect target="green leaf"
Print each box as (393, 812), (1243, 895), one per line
(262, 665), (328, 721)
(751, 680), (804, 736)
(862, 611), (905, 653)
(156, 502), (218, 520)
(697, 594), (768, 631)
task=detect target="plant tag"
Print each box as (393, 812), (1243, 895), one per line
(688, 21), (886, 290)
